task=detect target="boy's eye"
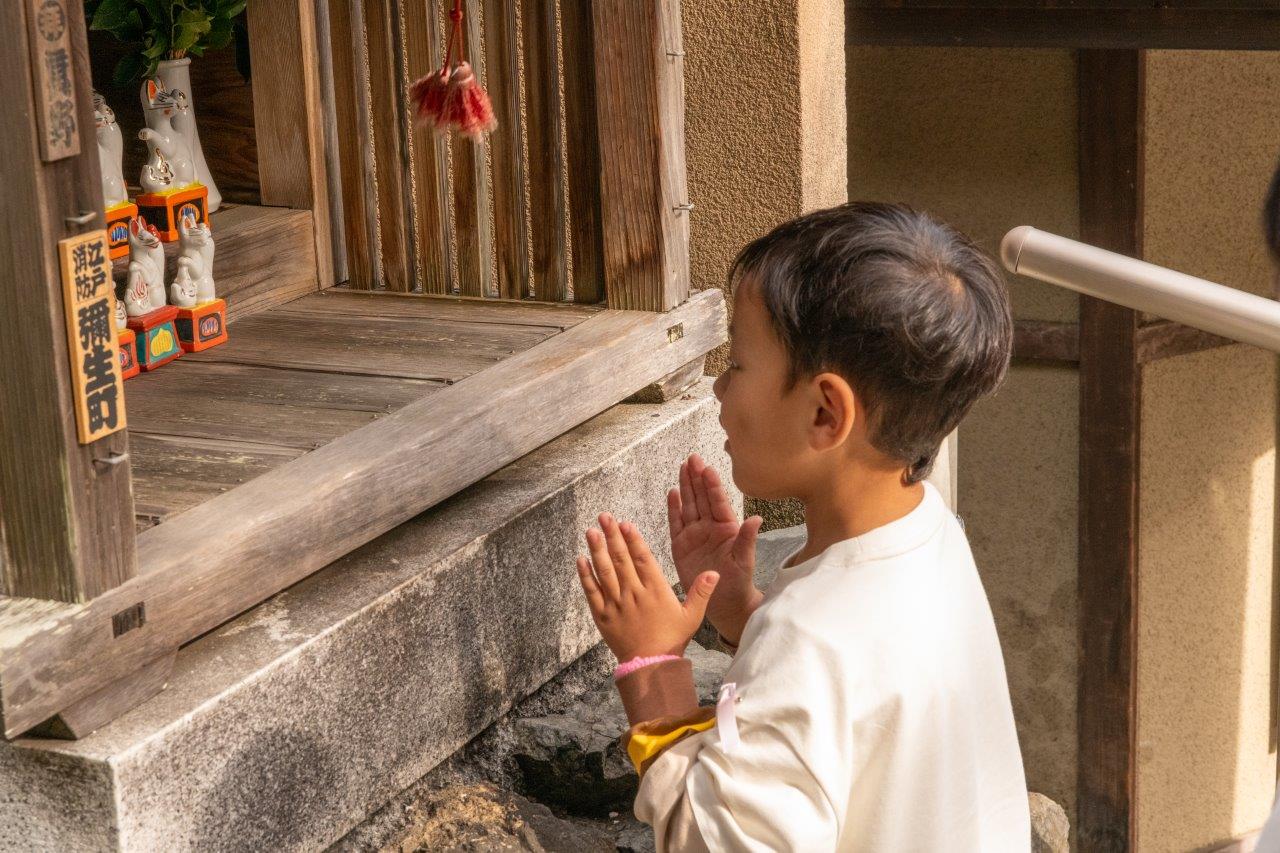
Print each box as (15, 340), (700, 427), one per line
(728, 359), (741, 370)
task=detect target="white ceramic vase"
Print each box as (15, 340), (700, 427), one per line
(147, 57), (221, 211)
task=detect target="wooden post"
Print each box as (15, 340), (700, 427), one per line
(247, 0), (335, 290)
(1076, 48), (1144, 853)
(0, 0), (137, 602)
(592, 0), (690, 311)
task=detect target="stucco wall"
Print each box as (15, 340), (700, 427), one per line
(684, 0), (846, 530)
(845, 46), (1081, 827)
(1136, 50), (1280, 853)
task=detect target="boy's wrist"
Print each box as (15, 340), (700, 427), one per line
(614, 657), (699, 724)
(710, 588), (765, 647)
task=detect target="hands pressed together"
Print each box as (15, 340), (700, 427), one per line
(575, 454), (765, 662)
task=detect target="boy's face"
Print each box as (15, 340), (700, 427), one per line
(712, 283), (814, 500)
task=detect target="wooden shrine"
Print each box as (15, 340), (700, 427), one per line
(0, 0), (722, 750)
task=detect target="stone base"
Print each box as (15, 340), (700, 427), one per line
(0, 380), (735, 852)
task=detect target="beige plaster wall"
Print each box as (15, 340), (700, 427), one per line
(684, 0), (846, 530)
(1136, 50), (1280, 853)
(845, 46), (1082, 827)
(847, 47), (1080, 323)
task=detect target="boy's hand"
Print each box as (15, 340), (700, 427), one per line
(668, 454), (765, 646)
(576, 513), (720, 662)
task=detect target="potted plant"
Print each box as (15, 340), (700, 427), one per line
(86, 0), (248, 212)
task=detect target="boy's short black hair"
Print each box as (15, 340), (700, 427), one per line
(730, 201), (1013, 484)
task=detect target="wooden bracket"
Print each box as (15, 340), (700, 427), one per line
(625, 355), (705, 403)
(28, 651), (175, 740)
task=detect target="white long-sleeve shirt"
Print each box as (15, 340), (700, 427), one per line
(634, 482), (1031, 851)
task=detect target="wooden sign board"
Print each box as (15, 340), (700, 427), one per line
(25, 0), (79, 161)
(58, 230), (127, 444)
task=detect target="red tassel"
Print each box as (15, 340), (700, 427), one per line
(409, 67), (451, 131)
(406, 1), (495, 142)
(442, 61), (496, 141)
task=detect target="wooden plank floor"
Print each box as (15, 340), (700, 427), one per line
(126, 289), (600, 530)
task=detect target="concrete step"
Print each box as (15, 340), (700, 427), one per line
(0, 379), (734, 853)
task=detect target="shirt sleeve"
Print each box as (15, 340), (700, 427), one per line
(631, 616), (860, 852)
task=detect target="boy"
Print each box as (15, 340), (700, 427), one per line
(575, 202), (1030, 851)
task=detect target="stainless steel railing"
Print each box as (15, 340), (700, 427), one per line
(1000, 225), (1280, 353)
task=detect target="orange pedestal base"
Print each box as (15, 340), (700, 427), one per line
(175, 299), (228, 352)
(126, 305), (182, 371)
(117, 328), (140, 380)
(106, 201), (138, 260)
(136, 185), (209, 242)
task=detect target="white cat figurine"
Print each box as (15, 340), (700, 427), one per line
(174, 214), (215, 304)
(114, 295), (128, 331)
(93, 92), (127, 207)
(125, 218), (166, 317)
(139, 80), (194, 193)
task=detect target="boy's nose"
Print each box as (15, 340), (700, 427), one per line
(712, 372), (726, 401)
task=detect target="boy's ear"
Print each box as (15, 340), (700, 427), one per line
(809, 372), (858, 451)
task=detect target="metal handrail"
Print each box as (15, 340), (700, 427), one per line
(1000, 226), (1280, 354)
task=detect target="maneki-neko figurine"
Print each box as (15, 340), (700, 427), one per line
(123, 217), (183, 371)
(94, 91), (137, 261)
(170, 213), (227, 352)
(135, 79), (209, 243)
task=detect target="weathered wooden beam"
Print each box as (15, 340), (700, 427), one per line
(525, 0), (569, 302)
(0, 289), (727, 738)
(1013, 319), (1078, 365)
(1076, 48), (1143, 853)
(401, 0), (455, 294)
(485, 0), (533, 300)
(0, 0), (137, 602)
(846, 8), (1280, 51)
(327, 0), (381, 290)
(364, 0), (415, 292)
(247, 0), (335, 290)
(1135, 319), (1234, 364)
(625, 356), (705, 403)
(592, 0), (691, 311)
(451, 0), (494, 297)
(562, 0), (606, 304)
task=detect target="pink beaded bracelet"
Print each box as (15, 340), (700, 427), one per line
(613, 654), (682, 681)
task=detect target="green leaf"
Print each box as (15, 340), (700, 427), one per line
(172, 10), (212, 53)
(186, 43), (205, 56)
(90, 0), (134, 34)
(142, 31), (168, 58)
(119, 8), (145, 39)
(218, 0), (247, 19)
(138, 0), (168, 28)
(205, 15), (232, 50)
(112, 52), (146, 86)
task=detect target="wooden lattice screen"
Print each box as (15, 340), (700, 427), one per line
(328, 0), (606, 303)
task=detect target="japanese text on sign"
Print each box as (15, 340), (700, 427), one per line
(26, 0), (79, 161)
(58, 231), (127, 443)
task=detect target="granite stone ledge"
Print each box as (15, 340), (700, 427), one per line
(0, 379), (736, 853)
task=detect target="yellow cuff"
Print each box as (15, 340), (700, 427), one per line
(626, 717), (717, 775)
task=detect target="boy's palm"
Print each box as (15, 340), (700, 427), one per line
(668, 455), (764, 643)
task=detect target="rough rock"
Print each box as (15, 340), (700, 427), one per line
(511, 642), (731, 816)
(1029, 792), (1070, 853)
(362, 783), (614, 853)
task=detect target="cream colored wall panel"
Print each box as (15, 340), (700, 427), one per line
(1138, 49), (1280, 852)
(1137, 345), (1277, 853)
(847, 47), (1080, 322)
(1144, 51), (1280, 300)
(960, 364), (1079, 830)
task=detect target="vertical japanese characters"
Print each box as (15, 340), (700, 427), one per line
(58, 230), (127, 443)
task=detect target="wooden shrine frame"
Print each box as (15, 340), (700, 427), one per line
(0, 0), (710, 740)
